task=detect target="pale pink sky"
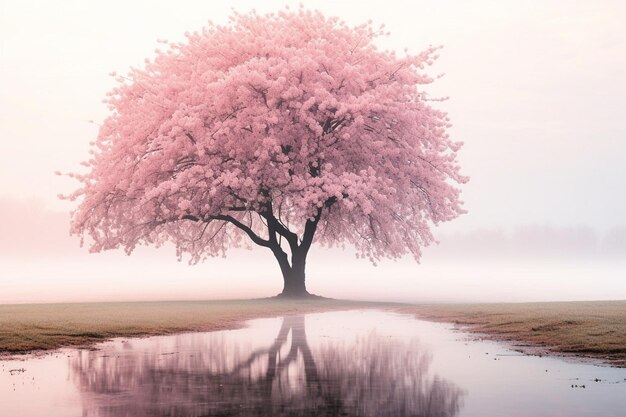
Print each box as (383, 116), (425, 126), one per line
(1, 0), (625, 303)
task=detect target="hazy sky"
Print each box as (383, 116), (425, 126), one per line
(1, 0), (625, 303)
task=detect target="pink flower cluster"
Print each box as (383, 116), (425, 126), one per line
(66, 8), (467, 265)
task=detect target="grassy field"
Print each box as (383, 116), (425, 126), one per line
(400, 300), (626, 367)
(0, 298), (381, 354)
(1, 299), (625, 367)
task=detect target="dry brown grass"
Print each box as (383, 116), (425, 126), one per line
(0, 298), (383, 354)
(399, 300), (626, 367)
(3, 299), (625, 367)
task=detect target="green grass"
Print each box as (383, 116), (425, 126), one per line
(401, 300), (626, 366)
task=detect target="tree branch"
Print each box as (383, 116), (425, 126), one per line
(181, 214), (271, 248)
(262, 201), (299, 250)
(211, 214), (272, 248)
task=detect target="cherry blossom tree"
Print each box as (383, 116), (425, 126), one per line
(66, 8), (467, 297)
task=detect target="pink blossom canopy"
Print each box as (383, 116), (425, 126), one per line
(67, 8), (467, 265)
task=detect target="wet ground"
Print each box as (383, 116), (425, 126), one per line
(1, 310), (625, 416)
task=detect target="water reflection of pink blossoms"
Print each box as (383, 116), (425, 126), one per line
(72, 315), (463, 416)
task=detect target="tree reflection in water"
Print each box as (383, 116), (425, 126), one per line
(72, 315), (463, 416)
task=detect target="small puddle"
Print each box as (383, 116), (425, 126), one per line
(1, 310), (625, 416)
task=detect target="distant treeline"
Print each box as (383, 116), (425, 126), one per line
(1, 198), (624, 263)
(431, 225), (626, 262)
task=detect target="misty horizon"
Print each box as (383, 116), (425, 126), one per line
(1, 0), (625, 304)
(1, 197), (625, 263)
(1, 197), (624, 305)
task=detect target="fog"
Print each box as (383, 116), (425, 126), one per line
(1, 0), (625, 303)
(0, 199), (623, 304)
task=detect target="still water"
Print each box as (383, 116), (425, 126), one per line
(1, 310), (625, 417)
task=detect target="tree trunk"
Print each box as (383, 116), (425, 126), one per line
(281, 262), (308, 297)
(274, 249), (310, 297)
